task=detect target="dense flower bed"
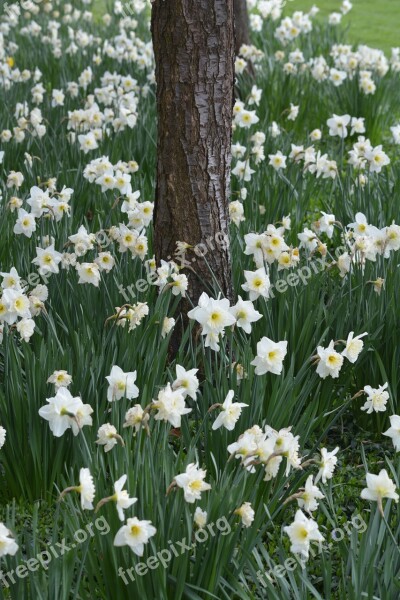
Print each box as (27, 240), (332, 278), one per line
(0, 1), (400, 598)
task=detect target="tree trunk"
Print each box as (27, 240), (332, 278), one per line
(233, 0), (251, 56)
(151, 0), (234, 317)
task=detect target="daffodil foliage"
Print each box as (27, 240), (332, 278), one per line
(0, 1), (400, 598)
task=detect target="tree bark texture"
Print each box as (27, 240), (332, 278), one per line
(233, 0), (251, 56)
(151, 0), (234, 309)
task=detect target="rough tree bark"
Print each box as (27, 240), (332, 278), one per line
(233, 0), (251, 56)
(151, 0), (234, 317)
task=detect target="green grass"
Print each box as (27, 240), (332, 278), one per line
(91, 0), (400, 53)
(1, 2), (400, 598)
(286, 0), (400, 52)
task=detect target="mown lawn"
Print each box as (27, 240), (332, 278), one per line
(93, 1), (399, 53)
(285, 0), (400, 52)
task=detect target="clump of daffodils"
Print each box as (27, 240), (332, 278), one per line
(188, 292), (236, 352)
(228, 424), (301, 479)
(152, 384), (191, 428)
(0, 267), (47, 344)
(361, 383), (389, 414)
(188, 291), (267, 352)
(11, 184), (72, 239)
(169, 463), (211, 504)
(154, 260), (188, 298)
(2, 0), (400, 586)
(313, 331), (367, 379)
(106, 302), (149, 332)
(39, 387), (93, 437)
